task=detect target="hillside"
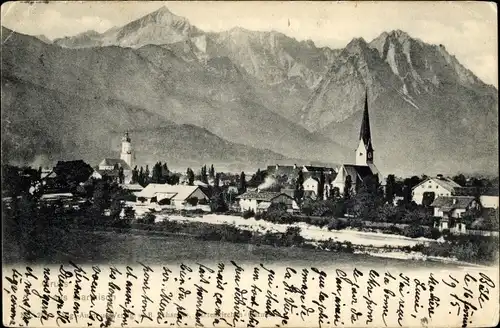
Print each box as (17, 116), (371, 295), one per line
(2, 27), (349, 170)
(2, 7), (498, 176)
(300, 31), (498, 175)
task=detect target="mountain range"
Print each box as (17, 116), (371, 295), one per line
(2, 6), (498, 175)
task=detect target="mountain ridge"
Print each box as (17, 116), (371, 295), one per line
(2, 7), (498, 175)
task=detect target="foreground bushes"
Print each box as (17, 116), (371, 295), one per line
(409, 235), (499, 264)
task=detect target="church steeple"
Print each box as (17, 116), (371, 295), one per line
(121, 131), (133, 168)
(355, 91), (374, 165)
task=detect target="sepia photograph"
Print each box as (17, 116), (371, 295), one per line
(1, 1), (499, 327)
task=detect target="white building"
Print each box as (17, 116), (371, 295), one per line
(303, 177), (319, 194)
(431, 196), (479, 219)
(480, 195), (499, 209)
(237, 190), (295, 213)
(135, 184), (210, 211)
(331, 92), (383, 195)
(412, 175), (462, 205)
(97, 132), (135, 184)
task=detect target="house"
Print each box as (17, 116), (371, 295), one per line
(97, 132), (135, 184)
(412, 175), (462, 205)
(436, 217), (467, 234)
(135, 184), (210, 211)
(431, 196), (479, 219)
(301, 166), (337, 181)
(479, 187), (499, 209)
(120, 183), (144, 197)
(331, 92), (383, 195)
(332, 165), (378, 195)
(237, 190), (295, 213)
(266, 164), (299, 178)
(303, 177), (319, 194)
(91, 169), (122, 183)
(98, 158), (131, 171)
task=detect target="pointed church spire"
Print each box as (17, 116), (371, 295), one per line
(359, 91), (373, 152)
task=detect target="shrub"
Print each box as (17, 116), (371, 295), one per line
(242, 209), (255, 219)
(402, 224), (425, 238)
(429, 228), (442, 240)
(327, 218), (347, 231)
(138, 212), (156, 224)
(282, 226), (304, 247)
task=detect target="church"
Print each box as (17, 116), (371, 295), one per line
(93, 132), (135, 184)
(332, 92), (383, 195)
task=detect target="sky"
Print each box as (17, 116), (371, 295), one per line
(1, 1), (498, 87)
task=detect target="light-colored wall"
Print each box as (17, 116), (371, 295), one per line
(480, 195), (499, 209)
(240, 198), (258, 212)
(355, 139), (370, 166)
(412, 180), (452, 205)
(303, 179), (318, 192)
(452, 208), (467, 218)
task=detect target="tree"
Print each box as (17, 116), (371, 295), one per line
(239, 172), (247, 193)
(331, 187), (341, 201)
(294, 170), (304, 203)
(118, 167), (124, 184)
(385, 174), (396, 205)
(132, 166), (139, 184)
(209, 164), (215, 179)
(138, 167), (145, 186)
(91, 181), (109, 218)
(201, 165), (208, 184)
(249, 169), (266, 188)
(53, 160), (94, 190)
(187, 168), (195, 186)
(344, 175), (352, 200)
(452, 174), (467, 187)
(352, 175), (383, 221)
(162, 163), (169, 177)
(210, 191), (228, 213)
(37, 166), (42, 181)
(144, 165), (150, 184)
(152, 162), (162, 183)
(317, 172), (325, 201)
(214, 173), (220, 189)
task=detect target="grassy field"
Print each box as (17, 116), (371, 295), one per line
(2, 227), (471, 269)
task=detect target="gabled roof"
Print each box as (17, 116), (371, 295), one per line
(431, 196), (475, 210)
(95, 169), (120, 178)
(120, 184), (144, 191)
(99, 158), (131, 170)
(136, 184), (207, 201)
(412, 177), (462, 191)
(266, 165), (298, 176)
(304, 177), (319, 183)
(237, 190), (292, 202)
(41, 170), (58, 179)
(342, 164), (375, 181)
(303, 166), (335, 172)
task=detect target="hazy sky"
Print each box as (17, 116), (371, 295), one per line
(1, 1), (497, 87)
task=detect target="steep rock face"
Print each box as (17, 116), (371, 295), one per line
(54, 7), (203, 49)
(3, 6), (498, 175)
(300, 30), (498, 175)
(2, 27), (349, 169)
